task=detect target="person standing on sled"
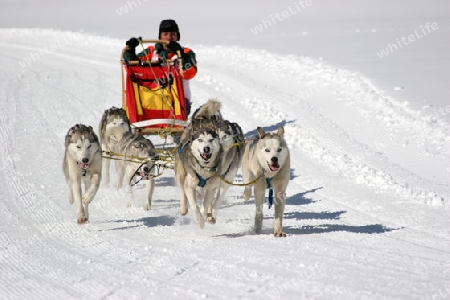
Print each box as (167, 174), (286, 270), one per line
(123, 19), (197, 116)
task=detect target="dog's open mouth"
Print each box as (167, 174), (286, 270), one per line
(267, 162), (280, 172)
(139, 169), (149, 180)
(200, 152), (212, 163)
(78, 162), (90, 170)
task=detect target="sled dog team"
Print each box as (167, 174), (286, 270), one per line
(63, 99), (290, 236)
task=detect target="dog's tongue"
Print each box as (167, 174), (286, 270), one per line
(78, 162), (89, 170)
(268, 163), (280, 172)
(201, 153), (212, 162)
(139, 170), (149, 180)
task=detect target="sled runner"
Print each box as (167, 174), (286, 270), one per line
(121, 39), (188, 136)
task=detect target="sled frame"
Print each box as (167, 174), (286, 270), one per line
(121, 39), (187, 136)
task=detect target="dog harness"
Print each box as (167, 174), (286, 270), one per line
(196, 174), (208, 187)
(266, 178), (274, 209)
(178, 144), (217, 188)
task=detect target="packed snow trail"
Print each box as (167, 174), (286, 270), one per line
(0, 29), (449, 299)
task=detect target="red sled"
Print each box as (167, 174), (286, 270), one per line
(121, 40), (187, 136)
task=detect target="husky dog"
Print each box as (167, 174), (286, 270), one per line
(242, 127), (290, 237)
(63, 124), (102, 224)
(176, 98), (245, 226)
(116, 132), (155, 210)
(98, 107), (131, 186)
(175, 128), (222, 228)
(206, 120), (245, 222)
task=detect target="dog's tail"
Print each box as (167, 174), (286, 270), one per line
(192, 98), (222, 120)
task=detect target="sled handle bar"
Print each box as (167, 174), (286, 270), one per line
(137, 39), (183, 57)
(138, 39), (170, 45)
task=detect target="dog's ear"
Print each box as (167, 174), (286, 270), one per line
(67, 125), (78, 138)
(277, 126), (284, 137)
(257, 127), (266, 139)
(65, 132), (73, 147)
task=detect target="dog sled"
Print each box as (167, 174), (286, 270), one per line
(121, 39), (188, 137)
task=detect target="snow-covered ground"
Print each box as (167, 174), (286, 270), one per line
(1, 1), (449, 299)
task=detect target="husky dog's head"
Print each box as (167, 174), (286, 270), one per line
(124, 135), (156, 180)
(125, 136), (155, 159)
(218, 121), (244, 148)
(180, 99), (224, 146)
(191, 129), (221, 164)
(66, 124), (100, 170)
(217, 121), (233, 147)
(255, 126), (289, 173)
(99, 107), (131, 140)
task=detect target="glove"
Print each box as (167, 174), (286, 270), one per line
(126, 37), (140, 48)
(154, 43), (163, 53)
(167, 41), (183, 54)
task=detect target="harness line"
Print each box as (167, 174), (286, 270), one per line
(128, 162), (164, 186)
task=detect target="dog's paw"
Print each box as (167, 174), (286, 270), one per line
(180, 208), (188, 216)
(206, 213), (216, 224)
(77, 217), (89, 224)
(144, 204), (151, 211)
(274, 231), (286, 237)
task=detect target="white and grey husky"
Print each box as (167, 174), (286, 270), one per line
(98, 107), (131, 186)
(176, 99), (245, 226)
(63, 124), (102, 224)
(116, 132), (156, 210)
(242, 127), (290, 237)
(175, 128), (222, 228)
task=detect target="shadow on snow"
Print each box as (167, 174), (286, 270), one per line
(284, 224), (396, 235)
(215, 186), (398, 237)
(244, 120), (296, 139)
(102, 215), (177, 231)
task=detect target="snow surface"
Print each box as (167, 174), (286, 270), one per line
(1, 1), (450, 299)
